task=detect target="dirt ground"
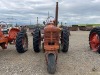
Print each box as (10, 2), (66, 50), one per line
(0, 31), (100, 75)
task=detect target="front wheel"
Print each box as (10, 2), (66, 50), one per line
(47, 53), (56, 74)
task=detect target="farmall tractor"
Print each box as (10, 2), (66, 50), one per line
(0, 26), (28, 53)
(33, 2), (69, 74)
(89, 27), (100, 53)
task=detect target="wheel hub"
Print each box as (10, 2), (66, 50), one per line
(90, 33), (100, 51)
(22, 37), (27, 50)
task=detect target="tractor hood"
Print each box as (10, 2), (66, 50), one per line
(44, 24), (60, 32)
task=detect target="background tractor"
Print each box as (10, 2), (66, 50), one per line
(33, 2), (69, 74)
(0, 26), (28, 53)
(89, 27), (100, 53)
(0, 21), (9, 34)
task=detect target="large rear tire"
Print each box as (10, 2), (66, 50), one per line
(89, 27), (100, 53)
(61, 28), (69, 53)
(47, 53), (56, 74)
(16, 31), (28, 53)
(33, 28), (41, 52)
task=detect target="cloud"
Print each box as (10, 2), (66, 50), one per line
(0, 0), (100, 25)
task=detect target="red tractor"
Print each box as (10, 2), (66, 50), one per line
(89, 27), (100, 53)
(0, 26), (28, 53)
(33, 2), (69, 74)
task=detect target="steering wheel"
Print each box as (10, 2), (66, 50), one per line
(46, 16), (54, 24)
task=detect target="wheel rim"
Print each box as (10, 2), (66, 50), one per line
(22, 37), (28, 50)
(90, 32), (100, 51)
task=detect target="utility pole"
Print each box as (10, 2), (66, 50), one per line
(30, 19), (31, 25)
(37, 17), (38, 25)
(48, 11), (50, 18)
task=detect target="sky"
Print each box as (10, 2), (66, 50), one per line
(0, 0), (100, 25)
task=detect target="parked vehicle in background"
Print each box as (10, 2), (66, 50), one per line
(1, 26), (9, 34)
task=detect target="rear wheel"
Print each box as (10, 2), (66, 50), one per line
(33, 28), (41, 52)
(47, 53), (56, 74)
(89, 27), (100, 53)
(16, 31), (28, 53)
(61, 28), (69, 52)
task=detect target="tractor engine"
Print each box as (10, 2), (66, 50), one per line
(44, 24), (60, 51)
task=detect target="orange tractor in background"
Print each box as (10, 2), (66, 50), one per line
(33, 2), (69, 74)
(0, 26), (28, 53)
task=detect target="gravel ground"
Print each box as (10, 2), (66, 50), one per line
(0, 31), (100, 75)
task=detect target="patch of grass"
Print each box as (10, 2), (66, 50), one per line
(78, 24), (100, 26)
